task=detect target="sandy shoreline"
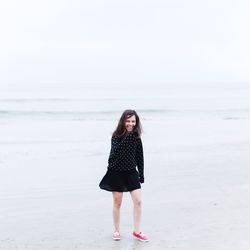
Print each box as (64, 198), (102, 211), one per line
(0, 118), (250, 249)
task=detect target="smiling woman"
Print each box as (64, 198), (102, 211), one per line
(99, 109), (149, 242)
(125, 115), (136, 132)
(112, 110), (143, 138)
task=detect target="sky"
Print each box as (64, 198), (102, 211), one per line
(0, 0), (250, 91)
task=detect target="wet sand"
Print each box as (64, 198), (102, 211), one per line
(0, 118), (250, 250)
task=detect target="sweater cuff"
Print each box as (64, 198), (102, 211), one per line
(139, 177), (144, 184)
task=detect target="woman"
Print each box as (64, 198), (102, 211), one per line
(99, 109), (149, 242)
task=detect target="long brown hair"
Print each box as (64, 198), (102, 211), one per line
(112, 109), (143, 138)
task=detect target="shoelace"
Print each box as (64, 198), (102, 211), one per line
(136, 232), (147, 238)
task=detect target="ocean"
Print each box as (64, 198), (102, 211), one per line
(0, 83), (249, 121)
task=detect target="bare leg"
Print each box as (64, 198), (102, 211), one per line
(130, 189), (142, 233)
(112, 192), (123, 232)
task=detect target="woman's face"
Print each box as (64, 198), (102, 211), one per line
(125, 115), (136, 132)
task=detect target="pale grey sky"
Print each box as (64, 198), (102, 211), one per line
(0, 0), (249, 91)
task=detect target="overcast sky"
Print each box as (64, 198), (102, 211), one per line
(0, 0), (249, 91)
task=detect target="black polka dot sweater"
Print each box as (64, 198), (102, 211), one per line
(107, 130), (144, 183)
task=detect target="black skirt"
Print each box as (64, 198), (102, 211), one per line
(99, 168), (141, 192)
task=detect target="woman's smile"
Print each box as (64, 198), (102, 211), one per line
(125, 115), (136, 131)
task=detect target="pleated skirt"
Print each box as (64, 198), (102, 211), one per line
(99, 168), (141, 192)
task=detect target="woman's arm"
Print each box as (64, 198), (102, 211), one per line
(136, 138), (144, 183)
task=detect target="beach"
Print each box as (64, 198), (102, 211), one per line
(0, 86), (250, 250)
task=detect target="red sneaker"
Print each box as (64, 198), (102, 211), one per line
(112, 231), (121, 240)
(133, 231), (149, 242)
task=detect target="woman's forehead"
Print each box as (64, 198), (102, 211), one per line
(126, 115), (136, 120)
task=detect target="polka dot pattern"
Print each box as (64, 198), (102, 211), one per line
(107, 130), (144, 183)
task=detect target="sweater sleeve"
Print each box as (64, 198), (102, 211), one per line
(109, 131), (137, 162)
(136, 138), (144, 183)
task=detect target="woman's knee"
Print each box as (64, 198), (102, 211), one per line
(134, 199), (142, 207)
(112, 192), (123, 209)
(113, 199), (122, 208)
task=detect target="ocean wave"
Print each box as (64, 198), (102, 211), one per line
(0, 97), (125, 103)
(0, 109), (249, 120)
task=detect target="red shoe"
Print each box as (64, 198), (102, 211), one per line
(112, 231), (121, 240)
(133, 231), (149, 242)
